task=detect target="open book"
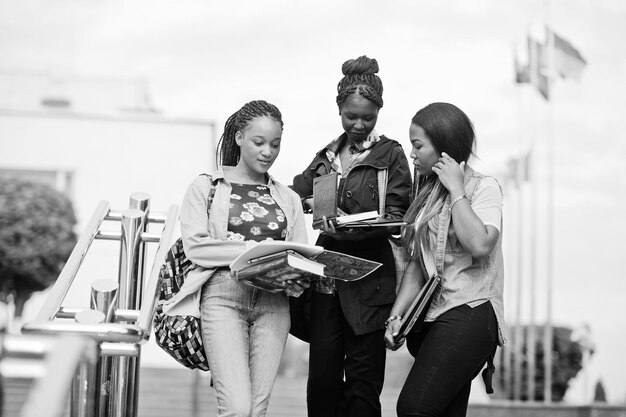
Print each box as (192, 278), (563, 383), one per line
(230, 240), (382, 293)
(312, 172), (405, 229)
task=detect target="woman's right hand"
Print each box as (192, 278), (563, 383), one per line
(319, 215), (365, 241)
(384, 321), (405, 351)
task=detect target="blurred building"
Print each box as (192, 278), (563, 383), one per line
(0, 69), (216, 212)
(0, 69), (216, 369)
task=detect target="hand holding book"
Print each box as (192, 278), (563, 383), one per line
(312, 172), (405, 231)
(229, 241), (382, 293)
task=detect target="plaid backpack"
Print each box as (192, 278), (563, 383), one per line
(153, 175), (214, 371)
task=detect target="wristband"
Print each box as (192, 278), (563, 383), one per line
(385, 315), (402, 327)
(449, 194), (467, 213)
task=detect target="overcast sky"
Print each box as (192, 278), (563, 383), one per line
(1, 0), (625, 403)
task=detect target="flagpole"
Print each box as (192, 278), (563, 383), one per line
(542, 9), (556, 403)
(526, 33), (538, 403)
(512, 144), (525, 402)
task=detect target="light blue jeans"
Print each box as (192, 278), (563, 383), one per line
(200, 269), (290, 417)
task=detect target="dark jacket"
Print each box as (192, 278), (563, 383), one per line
(292, 134), (412, 335)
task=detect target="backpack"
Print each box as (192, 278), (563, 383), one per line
(153, 175), (214, 371)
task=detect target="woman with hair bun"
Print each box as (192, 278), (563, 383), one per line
(292, 56), (412, 417)
(173, 100), (309, 416)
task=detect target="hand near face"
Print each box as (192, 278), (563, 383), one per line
(432, 152), (465, 196)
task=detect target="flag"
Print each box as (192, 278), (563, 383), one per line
(548, 27), (587, 81)
(507, 150), (532, 187)
(513, 36), (551, 100)
(528, 36), (551, 100)
(514, 50), (530, 84)
(514, 29), (587, 101)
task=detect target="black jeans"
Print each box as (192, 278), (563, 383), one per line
(397, 302), (498, 417)
(307, 291), (387, 417)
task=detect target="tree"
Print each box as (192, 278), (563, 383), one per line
(594, 380), (607, 403)
(495, 325), (587, 402)
(0, 176), (77, 318)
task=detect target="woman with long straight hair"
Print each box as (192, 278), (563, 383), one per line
(385, 102), (507, 417)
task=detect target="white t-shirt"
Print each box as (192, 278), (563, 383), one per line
(419, 177), (503, 277)
(470, 177), (502, 232)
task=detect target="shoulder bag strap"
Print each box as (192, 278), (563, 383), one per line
(376, 168), (388, 215)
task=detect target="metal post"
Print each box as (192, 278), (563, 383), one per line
(71, 311), (104, 417)
(129, 192), (150, 309)
(91, 279), (118, 323)
(112, 209), (144, 417)
(118, 209), (144, 313)
(91, 280), (119, 417)
(543, 21), (556, 404)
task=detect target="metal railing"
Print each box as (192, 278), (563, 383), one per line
(0, 334), (99, 417)
(20, 193), (178, 417)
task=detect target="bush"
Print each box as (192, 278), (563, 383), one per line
(495, 325), (585, 402)
(0, 176), (77, 317)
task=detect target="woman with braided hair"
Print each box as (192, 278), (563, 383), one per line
(175, 100), (309, 416)
(292, 56), (412, 417)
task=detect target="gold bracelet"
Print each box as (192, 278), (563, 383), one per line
(449, 194), (467, 213)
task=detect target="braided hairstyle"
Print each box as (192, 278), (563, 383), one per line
(336, 55), (384, 109)
(216, 100), (284, 167)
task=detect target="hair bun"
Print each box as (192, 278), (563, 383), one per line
(342, 55), (379, 76)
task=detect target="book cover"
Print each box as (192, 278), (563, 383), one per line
(312, 172), (379, 229)
(235, 251), (322, 293)
(230, 240), (382, 292)
(394, 274), (441, 341)
(312, 172), (338, 229)
(309, 250), (382, 282)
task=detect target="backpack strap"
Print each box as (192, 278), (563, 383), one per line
(199, 173), (216, 217)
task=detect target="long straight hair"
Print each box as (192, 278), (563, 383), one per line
(402, 103), (475, 258)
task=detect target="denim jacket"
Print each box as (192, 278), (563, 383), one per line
(424, 166), (507, 346)
(163, 167), (309, 318)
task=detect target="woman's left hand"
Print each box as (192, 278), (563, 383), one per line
(384, 320), (405, 351)
(432, 152), (465, 195)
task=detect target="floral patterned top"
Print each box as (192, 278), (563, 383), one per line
(227, 183), (287, 242)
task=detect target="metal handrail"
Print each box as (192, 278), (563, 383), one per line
(21, 321), (144, 343)
(34, 201), (110, 322)
(56, 307), (139, 322)
(136, 204), (178, 332)
(18, 196), (179, 417)
(22, 203), (179, 344)
(19, 335), (98, 417)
